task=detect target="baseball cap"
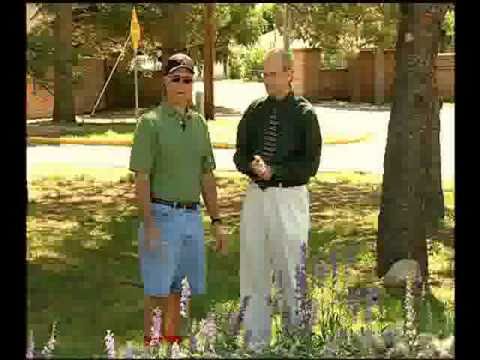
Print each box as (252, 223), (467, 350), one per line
(164, 53), (194, 75)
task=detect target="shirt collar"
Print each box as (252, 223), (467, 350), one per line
(267, 91), (294, 104)
(161, 102), (186, 118)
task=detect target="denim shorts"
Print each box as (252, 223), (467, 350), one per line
(138, 203), (206, 296)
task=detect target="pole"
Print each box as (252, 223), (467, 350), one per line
(90, 33), (131, 117)
(134, 48), (139, 120)
(283, 3), (290, 51)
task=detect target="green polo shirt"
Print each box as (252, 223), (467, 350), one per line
(129, 103), (216, 203)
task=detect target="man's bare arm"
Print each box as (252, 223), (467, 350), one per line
(135, 171), (153, 225)
(201, 171), (220, 219)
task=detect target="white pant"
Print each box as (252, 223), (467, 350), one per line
(240, 182), (310, 345)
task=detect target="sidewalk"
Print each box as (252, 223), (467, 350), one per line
(27, 107), (374, 148)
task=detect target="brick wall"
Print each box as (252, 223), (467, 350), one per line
(26, 79), (54, 119)
(292, 49), (321, 99)
(26, 56), (166, 119)
(292, 48), (455, 103)
(435, 53), (455, 100)
(317, 69), (350, 100)
(105, 57), (164, 109)
(26, 57), (107, 119)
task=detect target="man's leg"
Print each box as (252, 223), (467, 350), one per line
(144, 295), (168, 343)
(240, 183), (272, 347)
(165, 293), (181, 337)
(269, 186), (310, 331)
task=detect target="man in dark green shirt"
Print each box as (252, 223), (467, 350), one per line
(234, 49), (322, 350)
(129, 53), (227, 346)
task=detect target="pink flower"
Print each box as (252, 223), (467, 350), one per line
(26, 330), (34, 359)
(104, 330), (116, 359)
(41, 322), (57, 358)
(180, 277), (192, 318)
(150, 307), (163, 346)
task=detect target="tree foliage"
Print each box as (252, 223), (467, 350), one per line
(441, 8), (455, 49)
(186, 4), (269, 65)
(28, 3), (270, 77)
(284, 3), (400, 58)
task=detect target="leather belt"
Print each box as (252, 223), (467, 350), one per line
(151, 198), (199, 210)
(255, 180), (305, 190)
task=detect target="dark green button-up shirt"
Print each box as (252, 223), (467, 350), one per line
(233, 94), (322, 186)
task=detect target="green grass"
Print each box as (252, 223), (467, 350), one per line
(27, 170), (454, 357)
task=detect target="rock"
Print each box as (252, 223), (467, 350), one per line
(391, 340), (410, 358)
(415, 333), (436, 350)
(382, 326), (403, 348)
(417, 349), (435, 358)
(371, 335), (387, 354)
(442, 335), (454, 355)
(383, 259), (422, 288)
(355, 333), (386, 355)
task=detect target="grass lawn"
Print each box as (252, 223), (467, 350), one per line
(27, 170), (454, 357)
(28, 119), (373, 146)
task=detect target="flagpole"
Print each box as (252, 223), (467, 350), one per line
(130, 5), (141, 122)
(134, 48), (139, 120)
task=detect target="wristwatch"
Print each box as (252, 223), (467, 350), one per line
(211, 217), (222, 225)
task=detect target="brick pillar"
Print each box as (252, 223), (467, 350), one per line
(292, 48), (321, 99)
(348, 53), (361, 103)
(374, 47), (385, 104)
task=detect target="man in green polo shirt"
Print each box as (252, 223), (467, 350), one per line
(129, 53), (227, 346)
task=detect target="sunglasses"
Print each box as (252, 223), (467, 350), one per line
(170, 76), (193, 84)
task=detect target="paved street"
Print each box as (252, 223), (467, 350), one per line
(27, 80), (455, 182)
(27, 104), (454, 181)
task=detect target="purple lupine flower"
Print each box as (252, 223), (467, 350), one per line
(314, 261), (329, 286)
(204, 312), (217, 342)
(41, 322), (57, 358)
(311, 299), (319, 326)
(26, 330), (34, 359)
(330, 250), (337, 285)
(180, 276), (192, 318)
(189, 333), (198, 354)
(171, 341), (182, 358)
(346, 246), (357, 265)
(295, 242), (310, 331)
(295, 243), (308, 302)
(124, 341), (134, 358)
(235, 295), (251, 335)
(104, 330), (116, 359)
(150, 307), (163, 346)
(228, 312), (238, 336)
(370, 288), (380, 304)
(300, 242), (307, 269)
(365, 288), (373, 323)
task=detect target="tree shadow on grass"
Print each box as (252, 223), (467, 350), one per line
(27, 177), (241, 357)
(27, 174), (455, 356)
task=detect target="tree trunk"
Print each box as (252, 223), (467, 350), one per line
(160, 4), (189, 99)
(53, 4), (75, 124)
(424, 9), (448, 234)
(377, 4), (447, 279)
(203, 3), (215, 120)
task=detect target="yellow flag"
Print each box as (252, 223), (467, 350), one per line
(130, 7), (141, 50)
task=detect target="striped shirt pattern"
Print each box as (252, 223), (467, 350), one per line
(261, 107), (279, 163)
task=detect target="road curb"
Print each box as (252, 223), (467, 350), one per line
(27, 133), (373, 148)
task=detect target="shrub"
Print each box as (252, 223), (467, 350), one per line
(239, 47), (265, 82)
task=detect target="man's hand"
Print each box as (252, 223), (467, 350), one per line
(251, 155), (272, 181)
(212, 223), (228, 255)
(144, 221), (161, 252)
